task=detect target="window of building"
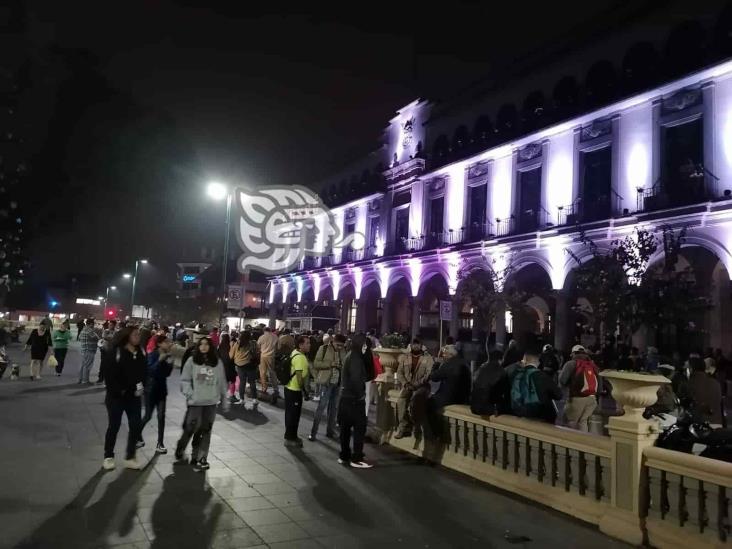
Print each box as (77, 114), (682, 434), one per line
(368, 216), (380, 248)
(518, 167), (542, 232)
(662, 118), (704, 206)
(429, 196), (444, 235)
(395, 207), (409, 245)
(580, 146), (612, 222)
(468, 184), (487, 239)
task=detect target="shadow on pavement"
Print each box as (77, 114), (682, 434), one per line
(17, 459), (157, 548)
(219, 406), (269, 426)
(287, 449), (373, 528)
(21, 382), (84, 394)
(149, 463), (223, 548)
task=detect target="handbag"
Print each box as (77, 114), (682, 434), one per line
(47, 355), (58, 368)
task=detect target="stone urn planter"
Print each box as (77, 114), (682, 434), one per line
(373, 347), (406, 379)
(599, 370), (670, 422)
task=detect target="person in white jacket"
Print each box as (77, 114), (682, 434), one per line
(175, 337), (229, 471)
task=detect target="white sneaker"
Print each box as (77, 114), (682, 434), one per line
(349, 461), (374, 469)
(123, 457), (142, 470)
(102, 458), (116, 470)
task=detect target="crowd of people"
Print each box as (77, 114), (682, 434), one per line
(7, 317), (731, 472)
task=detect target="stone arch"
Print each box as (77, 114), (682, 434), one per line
(506, 254), (554, 291)
(646, 235), (732, 282)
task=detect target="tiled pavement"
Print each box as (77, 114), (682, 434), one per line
(0, 342), (629, 548)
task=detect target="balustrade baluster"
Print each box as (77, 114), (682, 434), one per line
(594, 456), (603, 500)
(578, 452), (587, 496)
(472, 424), (478, 460)
(492, 429), (497, 466)
(564, 448), (572, 492)
(680, 476), (688, 527)
(525, 438), (532, 477)
(453, 419), (460, 453)
(550, 445), (557, 487)
(463, 422), (469, 457)
(501, 431), (508, 470)
(513, 434), (520, 473)
(719, 486), (729, 542)
(661, 470), (669, 519)
(481, 427), (487, 463)
(698, 480), (707, 534)
(537, 441), (545, 483)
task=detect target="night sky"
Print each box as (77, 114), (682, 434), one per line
(10, 0), (631, 297)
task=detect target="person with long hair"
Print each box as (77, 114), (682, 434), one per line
(231, 331), (259, 410)
(102, 326), (146, 471)
(139, 334), (175, 453)
(176, 337), (229, 471)
(218, 333), (240, 404)
(337, 334), (373, 468)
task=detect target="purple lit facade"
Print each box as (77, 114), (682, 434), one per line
(267, 60), (732, 352)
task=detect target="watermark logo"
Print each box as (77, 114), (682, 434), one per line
(235, 185), (365, 275)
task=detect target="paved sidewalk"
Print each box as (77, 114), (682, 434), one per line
(0, 342), (628, 548)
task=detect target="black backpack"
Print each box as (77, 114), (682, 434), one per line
(470, 364), (508, 416)
(274, 351), (296, 385)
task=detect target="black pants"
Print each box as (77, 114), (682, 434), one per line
(284, 388), (303, 441)
(338, 397), (367, 462)
(141, 382), (167, 446)
(53, 348), (68, 374)
(176, 405), (217, 461)
(104, 394), (142, 459)
(237, 365), (258, 401)
(97, 349), (109, 383)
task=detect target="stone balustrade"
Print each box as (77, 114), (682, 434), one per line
(377, 369), (728, 548)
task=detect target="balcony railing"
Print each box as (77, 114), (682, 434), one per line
(517, 207), (551, 233)
(557, 192), (620, 226)
(637, 171), (720, 213)
(495, 217), (515, 237)
(467, 222), (496, 242)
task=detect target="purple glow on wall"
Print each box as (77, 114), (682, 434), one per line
(352, 267), (363, 300)
(408, 258), (422, 297)
(295, 276), (304, 302)
(330, 270), (341, 300)
(281, 279), (289, 304)
(446, 252), (460, 295)
(311, 273), (321, 301)
(378, 264), (390, 298)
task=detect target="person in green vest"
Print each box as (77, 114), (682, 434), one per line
(52, 322), (72, 376)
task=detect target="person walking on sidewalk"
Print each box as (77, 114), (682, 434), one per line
(284, 335), (310, 447)
(98, 320), (117, 385)
(78, 319), (99, 384)
(257, 327), (279, 403)
(24, 323), (52, 380)
(231, 331), (259, 410)
(76, 318), (85, 341)
(139, 335), (175, 454)
(559, 345), (600, 432)
(51, 323), (72, 376)
(176, 337), (229, 471)
(102, 326), (146, 471)
(308, 334), (346, 441)
(337, 334), (373, 468)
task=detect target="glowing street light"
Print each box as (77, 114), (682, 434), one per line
(123, 273), (132, 279)
(207, 181), (233, 327)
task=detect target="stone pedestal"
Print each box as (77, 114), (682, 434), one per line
(598, 371), (670, 546)
(372, 347), (405, 444)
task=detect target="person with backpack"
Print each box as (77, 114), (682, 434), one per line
(231, 331), (260, 410)
(309, 333), (346, 441)
(558, 345), (600, 432)
(506, 345), (562, 424)
(283, 335), (310, 447)
(337, 334), (373, 468)
(102, 326), (146, 471)
(470, 350), (511, 416)
(176, 337), (229, 471)
(139, 335), (175, 454)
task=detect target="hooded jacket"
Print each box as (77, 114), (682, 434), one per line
(180, 356), (228, 406)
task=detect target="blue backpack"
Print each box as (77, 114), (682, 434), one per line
(510, 367), (542, 415)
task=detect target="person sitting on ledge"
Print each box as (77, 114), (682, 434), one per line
(394, 338), (434, 439)
(505, 344), (562, 424)
(426, 344), (471, 438)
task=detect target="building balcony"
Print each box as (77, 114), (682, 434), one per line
(557, 192), (621, 226)
(635, 172), (722, 213)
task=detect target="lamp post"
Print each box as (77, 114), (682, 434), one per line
(104, 285), (117, 313)
(130, 259), (148, 318)
(207, 181), (232, 327)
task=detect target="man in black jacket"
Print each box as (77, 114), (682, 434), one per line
(426, 345), (471, 438)
(471, 350), (511, 416)
(505, 345), (562, 424)
(337, 334), (373, 469)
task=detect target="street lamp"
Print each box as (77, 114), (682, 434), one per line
(207, 181), (233, 328)
(103, 285), (117, 313)
(130, 259), (148, 317)
(123, 273), (131, 279)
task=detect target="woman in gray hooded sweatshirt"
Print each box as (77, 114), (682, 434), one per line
(175, 337), (229, 471)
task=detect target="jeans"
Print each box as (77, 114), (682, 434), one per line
(284, 388), (303, 441)
(53, 348), (68, 374)
(237, 365), (258, 403)
(79, 351), (96, 383)
(311, 384), (339, 437)
(104, 394), (142, 459)
(338, 397), (367, 462)
(176, 405), (217, 461)
(141, 381), (167, 445)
